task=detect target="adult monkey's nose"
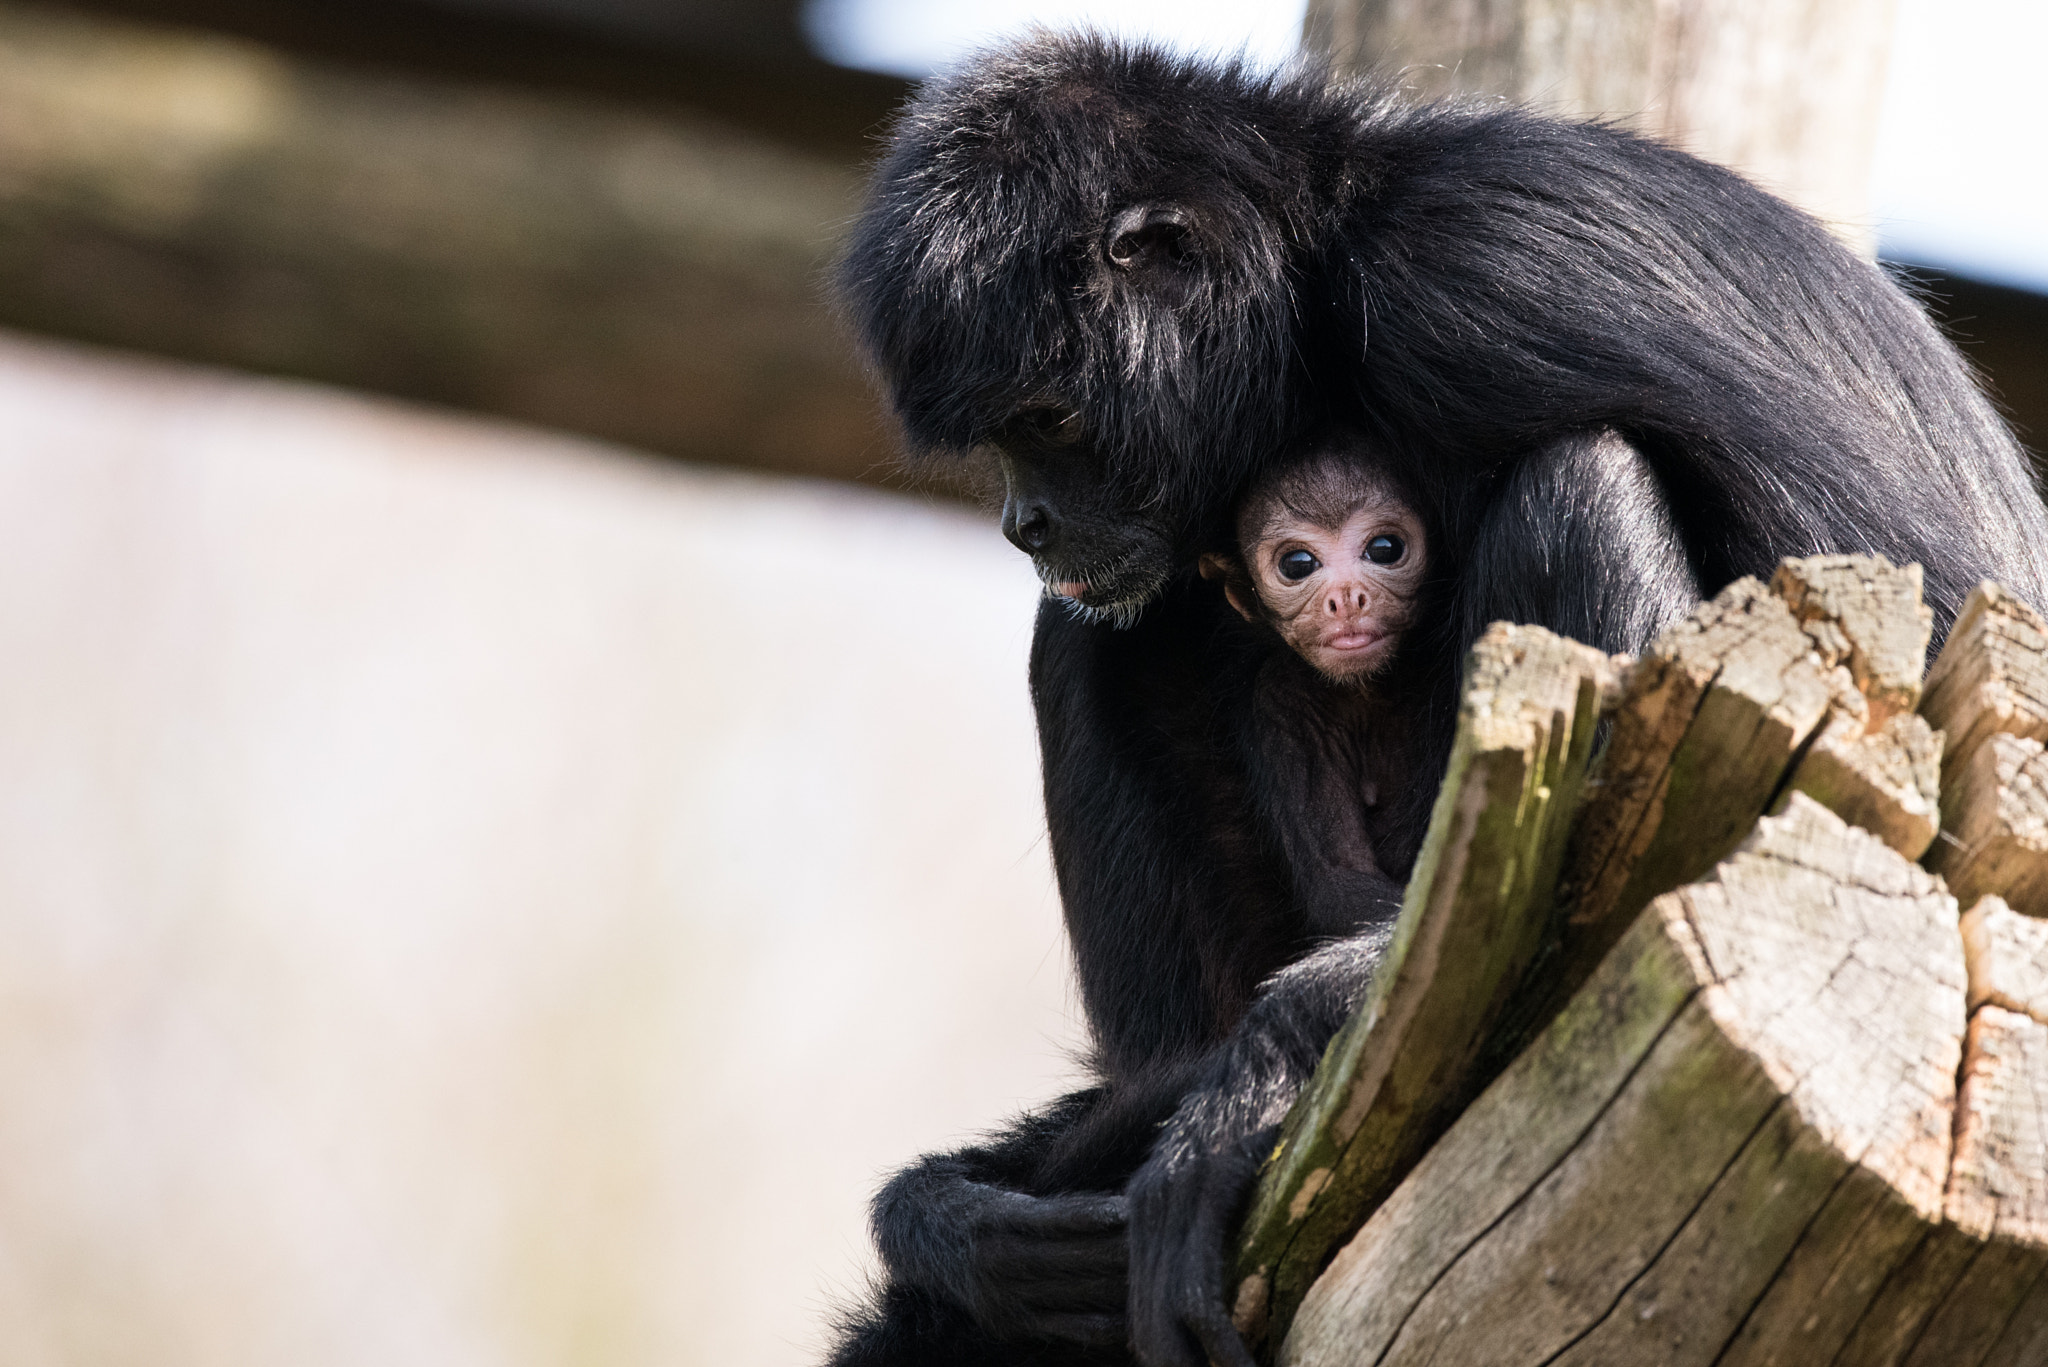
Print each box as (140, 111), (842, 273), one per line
(1003, 500), (1056, 554)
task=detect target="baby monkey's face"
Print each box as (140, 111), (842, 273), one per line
(1212, 488), (1429, 683)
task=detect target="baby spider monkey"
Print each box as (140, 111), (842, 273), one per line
(1202, 449), (1430, 687)
(1198, 433), (1440, 938)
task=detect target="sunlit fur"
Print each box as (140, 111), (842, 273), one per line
(841, 36), (1335, 533)
(831, 32), (2048, 1367)
(841, 33), (2048, 632)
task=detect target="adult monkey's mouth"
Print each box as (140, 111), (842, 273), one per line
(1038, 551), (1167, 628)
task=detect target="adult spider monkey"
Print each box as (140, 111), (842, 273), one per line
(829, 33), (2048, 1367)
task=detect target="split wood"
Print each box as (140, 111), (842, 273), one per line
(1237, 557), (2048, 1366)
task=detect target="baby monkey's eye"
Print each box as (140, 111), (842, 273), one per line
(1278, 549), (1320, 581)
(1365, 534), (1406, 565)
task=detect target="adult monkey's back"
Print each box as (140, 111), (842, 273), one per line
(830, 34), (2048, 1367)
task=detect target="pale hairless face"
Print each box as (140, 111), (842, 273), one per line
(1202, 480), (1429, 683)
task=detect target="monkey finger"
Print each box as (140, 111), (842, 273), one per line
(1184, 1303), (1259, 1367)
(989, 1230), (1127, 1277)
(983, 1237), (1129, 1309)
(994, 1189), (1128, 1237)
(1012, 1286), (1130, 1322)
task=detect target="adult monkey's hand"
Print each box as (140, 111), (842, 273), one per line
(869, 1091), (1132, 1347)
(877, 1161), (1130, 1345)
(1126, 933), (1390, 1367)
(1128, 1125), (1269, 1367)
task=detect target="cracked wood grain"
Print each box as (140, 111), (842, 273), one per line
(1521, 559), (1934, 1099)
(1919, 581), (2048, 790)
(1829, 1224), (1984, 1365)
(1899, 1242), (2048, 1366)
(1925, 732), (2048, 916)
(1780, 708), (1942, 861)
(1562, 577), (1836, 951)
(1980, 1266), (2048, 1366)
(1946, 1007), (2048, 1248)
(1715, 1163), (1938, 1367)
(1771, 555), (1933, 728)
(1769, 557), (1941, 859)
(1960, 897), (2048, 1023)
(1282, 797), (1969, 1367)
(1262, 889), (1703, 1365)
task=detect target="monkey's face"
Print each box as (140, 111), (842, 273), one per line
(1237, 496), (1429, 682)
(979, 186), (1303, 624)
(840, 36), (1337, 623)
(991, 405), (1178, 626)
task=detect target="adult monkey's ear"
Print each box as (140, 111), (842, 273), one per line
(1198, 552), (1260, 623)
(1104, 204), (1199, 286)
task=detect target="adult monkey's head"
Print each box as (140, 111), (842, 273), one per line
(840, 34), (1355, 624)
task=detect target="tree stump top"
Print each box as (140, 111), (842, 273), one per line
(1258, 559), (2048, 1367)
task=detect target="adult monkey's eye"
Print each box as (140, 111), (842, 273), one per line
(1279, 549), (1319, 581)
(1365, 534), (1405, 565)
(1019, 406), (1084, 446)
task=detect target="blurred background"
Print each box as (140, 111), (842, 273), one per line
(0, 1), (2039, 1364)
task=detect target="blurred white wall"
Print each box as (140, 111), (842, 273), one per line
(0, 329), (1086, 1366)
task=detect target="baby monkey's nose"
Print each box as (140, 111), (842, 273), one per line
(1327, 579), (1372, 616)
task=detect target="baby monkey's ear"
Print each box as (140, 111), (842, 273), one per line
(1197, 552), (1261, 624)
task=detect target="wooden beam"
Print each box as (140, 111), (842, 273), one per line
(52, 0), (910, 159)
(0, 1), (908, 486)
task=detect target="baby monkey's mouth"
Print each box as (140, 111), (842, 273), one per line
(1324, 626), (1387, 651)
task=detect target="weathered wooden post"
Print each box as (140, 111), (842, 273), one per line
(1241, 558), (2048, 1366)
(1302, 0), (1897, 244)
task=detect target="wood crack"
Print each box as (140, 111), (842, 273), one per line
(1525, 1097), (1791, 1367)
(1266, 563), (2048, 1367)
(1360, 993), (1705, 1367)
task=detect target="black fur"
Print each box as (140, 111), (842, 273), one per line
(830, 34), (2048, 1367)
(1462, 430), (1704, 652)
